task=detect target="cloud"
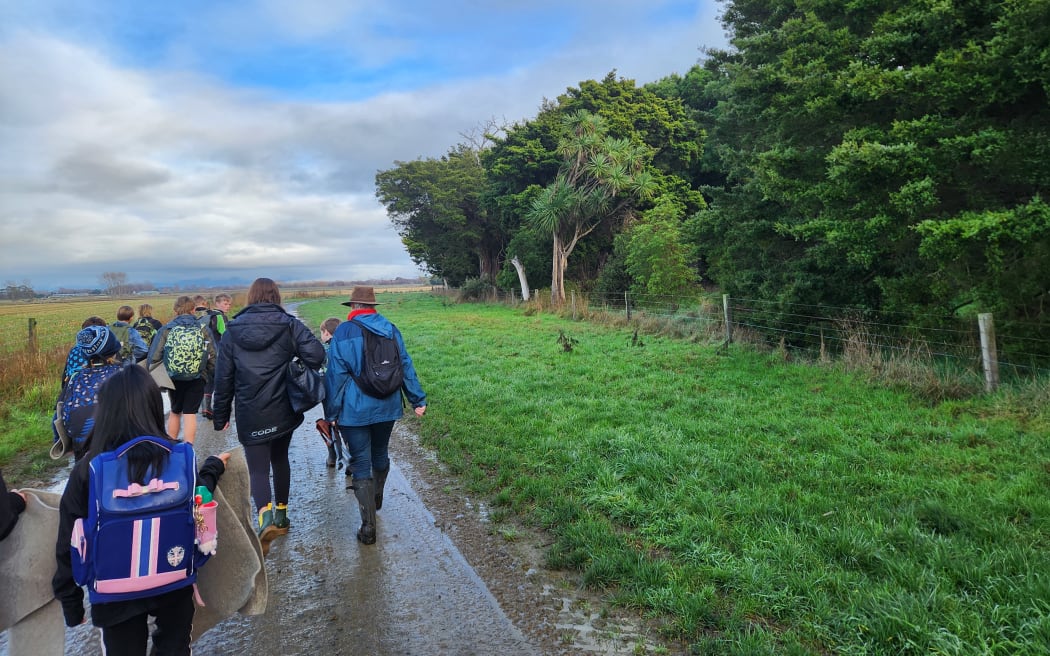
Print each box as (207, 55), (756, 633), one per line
(0, 1), (727, 289)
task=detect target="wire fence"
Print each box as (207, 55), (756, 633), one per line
(450, 287), (1050, 386)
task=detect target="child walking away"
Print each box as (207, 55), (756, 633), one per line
(319, 317), (343, 468)
(53, 365), (229, 656)
(51, 326), (125, 461)
(146, 295), (214, 445)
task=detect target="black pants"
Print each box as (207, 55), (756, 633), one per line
(98, 587), (195, 656)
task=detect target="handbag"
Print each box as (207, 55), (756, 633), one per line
(286, 358), (325, 413)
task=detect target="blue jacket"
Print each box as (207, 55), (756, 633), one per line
(110, 321), (149, 362)
(323, 312), (426, 427)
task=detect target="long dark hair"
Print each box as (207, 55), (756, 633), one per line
(87, 364), (173, 484)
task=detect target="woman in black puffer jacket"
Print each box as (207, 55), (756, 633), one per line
(211, 277), (324, 555)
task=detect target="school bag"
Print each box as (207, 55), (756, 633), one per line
(350, 320), (404, 398)
(71, 435), (207, 603)
(52, 364), (123, 457)
(110, 324), (135, 363)
(198, 310), (226, 343)
(163, 323), (208, 380)
(133, 317), (158, 346)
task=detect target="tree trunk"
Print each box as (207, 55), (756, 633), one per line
(510, 255), (530, 301)
(478, 248), (500, 283)
(551, 235), (566, 306)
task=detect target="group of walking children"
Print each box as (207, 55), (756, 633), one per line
(42, 281), (425, 654)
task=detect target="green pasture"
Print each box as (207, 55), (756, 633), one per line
(2, 291), (1046, 653)
(302, 293), (1049, 655)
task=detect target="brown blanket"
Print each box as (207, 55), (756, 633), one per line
(0, 449), (267, 654)
(191, 447), (269, 638)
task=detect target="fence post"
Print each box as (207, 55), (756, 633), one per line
(571, 291), (576, 320)
(28, 318), (38, 353)
(625, 291), (631, 321)
(722, 294), (732, 344)
(978, 313), (999, 393)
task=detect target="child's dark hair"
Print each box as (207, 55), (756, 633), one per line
(87, 364), (174, 484)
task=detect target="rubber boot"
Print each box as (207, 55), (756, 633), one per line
(374, 466), (390, 511)
(257, 504), (279, 557)
(352, 478), (377, 545)
(273, 503), (290, 534)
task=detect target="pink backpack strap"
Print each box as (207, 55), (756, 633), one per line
(112, 478), (180, 498)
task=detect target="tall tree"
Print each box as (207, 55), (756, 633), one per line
(376, 145), (504, 286)
(526, 110), (656, 306)
(696, 0), (1050, 330)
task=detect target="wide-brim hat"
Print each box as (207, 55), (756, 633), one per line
(341, 286), (380, 307)
(77, 325), (121, 358)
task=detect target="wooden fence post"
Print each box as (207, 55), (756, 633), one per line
(28, 318), (38, 353)
(978, 313), (999, 393)
(625, 291), (631, 320)
(571, 291), (576, 320)
(722, 294), (733, 344)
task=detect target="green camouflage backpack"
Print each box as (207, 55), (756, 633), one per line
(133, 316), (157, 346)
(162, 323), (208, 380)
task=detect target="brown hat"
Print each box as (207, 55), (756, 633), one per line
(341, 286), (380, 307)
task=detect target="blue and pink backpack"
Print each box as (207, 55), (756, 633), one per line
(71, 436), (209, 603)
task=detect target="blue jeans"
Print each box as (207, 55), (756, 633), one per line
(339, 421), (395, 480)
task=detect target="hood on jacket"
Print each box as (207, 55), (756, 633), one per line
(227, 303), (292, 352)
(350, 311), (395, 340)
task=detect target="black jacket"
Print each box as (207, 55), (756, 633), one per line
(211, 303), (325, 446)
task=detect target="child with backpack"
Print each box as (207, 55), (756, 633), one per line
(52, 364), (230, 655)
(61, 316), (108, 389)
(110, 305), (150, 364)
(145, 296), (215, 445)
(52, 325), (126, 461)
(133, 303), (164, 347)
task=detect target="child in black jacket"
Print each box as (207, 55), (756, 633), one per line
(53, 364), (229, 656)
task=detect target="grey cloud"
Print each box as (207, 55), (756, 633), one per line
(50, 148), (171, 200)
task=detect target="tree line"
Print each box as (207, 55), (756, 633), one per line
(375, 0), (1049, 355)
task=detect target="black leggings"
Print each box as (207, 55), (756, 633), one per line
(244, 433), (292, 511)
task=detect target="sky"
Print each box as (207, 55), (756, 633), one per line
(0, 0), (727, 291)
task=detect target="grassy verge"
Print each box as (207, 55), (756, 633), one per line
(303, 293), (1049, 655)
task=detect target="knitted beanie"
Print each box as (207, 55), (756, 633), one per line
(77, 325), (121, 358)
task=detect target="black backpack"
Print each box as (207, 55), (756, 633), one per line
(350, 320), (404, 398)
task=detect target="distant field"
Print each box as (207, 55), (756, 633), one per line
(0, 296), (181, 354)
(0, 284), (432, 354)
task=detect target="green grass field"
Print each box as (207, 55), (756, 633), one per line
(2, 291), (1046, 653)
(303, 293), (1049, 655)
